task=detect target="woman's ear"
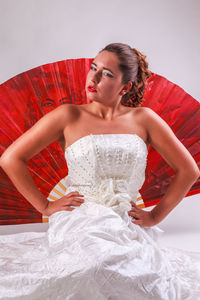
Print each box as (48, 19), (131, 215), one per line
(120, 81), (132, 95)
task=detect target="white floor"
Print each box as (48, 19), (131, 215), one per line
(0, 195), (200, 252)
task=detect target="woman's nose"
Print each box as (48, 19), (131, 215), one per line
(91, 72), (101, 83)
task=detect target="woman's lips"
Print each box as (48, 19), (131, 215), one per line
(88, 85), (97, 92)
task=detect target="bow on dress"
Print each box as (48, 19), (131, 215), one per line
(94, 178), (135, 216)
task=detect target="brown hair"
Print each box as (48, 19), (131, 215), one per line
(99, 42), (151, 107)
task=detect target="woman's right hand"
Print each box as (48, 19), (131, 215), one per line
(43, 191), (85, 217)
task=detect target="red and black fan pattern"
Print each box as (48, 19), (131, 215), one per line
(0, 58), (199, 225)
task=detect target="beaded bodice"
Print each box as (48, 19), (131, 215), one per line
(64, 134), (148, 216)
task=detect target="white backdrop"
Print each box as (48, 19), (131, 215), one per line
(0, 0), (199, 250)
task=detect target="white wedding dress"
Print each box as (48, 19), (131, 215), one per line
(0, 134), (200, 300)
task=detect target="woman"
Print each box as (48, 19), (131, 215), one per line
(0, 42), (200, 299)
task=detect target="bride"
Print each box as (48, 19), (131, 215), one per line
(0, 42), (200, 300)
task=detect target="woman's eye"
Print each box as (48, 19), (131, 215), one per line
(90, 66), (112, 78)
(103, 72), (113, 77)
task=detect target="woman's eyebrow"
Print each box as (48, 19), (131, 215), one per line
(91, 62), (114, 75)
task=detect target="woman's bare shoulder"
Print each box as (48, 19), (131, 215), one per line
(56, 103), (82, 122)
(57, 103), (78, 113)
(134, 106), (157, 117)
(134, 107), (164, 127)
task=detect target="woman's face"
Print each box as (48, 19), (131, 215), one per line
(85, 50), (128, 105)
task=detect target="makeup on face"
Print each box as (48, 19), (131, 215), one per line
(90, 62), (115, 78)
(88, 85), (97, 93)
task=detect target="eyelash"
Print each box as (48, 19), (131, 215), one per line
(90, 66), (113, 77)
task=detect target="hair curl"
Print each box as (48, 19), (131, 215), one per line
(99, 43), (152, 107)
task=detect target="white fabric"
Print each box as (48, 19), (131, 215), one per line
(0, 133), (200, 300)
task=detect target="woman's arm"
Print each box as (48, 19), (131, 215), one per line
(129, 107), (200, 226)
(0, 104), (73, 215)
(146, 108), (199, 223)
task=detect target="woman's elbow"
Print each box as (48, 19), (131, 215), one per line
(176, 152), (200, 181)
(192, 166), (200, 181)
(190, 159), (200, 180)
(0, 151), (17, 170)
(179, 163), (200, 183)
(0, 155), (9, 170)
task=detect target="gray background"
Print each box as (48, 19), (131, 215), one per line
(0, 0), (199, 251)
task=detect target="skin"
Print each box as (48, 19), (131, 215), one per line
(0, 50), (199, 227)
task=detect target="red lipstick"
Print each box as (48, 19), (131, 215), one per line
(88, 85), (97, 92)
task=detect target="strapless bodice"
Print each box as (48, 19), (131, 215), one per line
(63, 134), (148, 216)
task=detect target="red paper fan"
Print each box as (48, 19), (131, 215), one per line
(0, 58), (199, 225)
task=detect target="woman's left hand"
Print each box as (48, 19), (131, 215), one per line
(128, 201), (157, 227)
